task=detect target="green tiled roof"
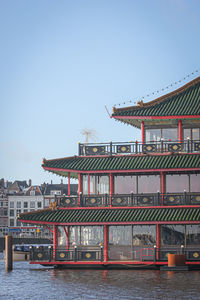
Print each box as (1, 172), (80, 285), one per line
(112, 77), (200, 117)
(19, 207), (200, 224)
(43, 154), (200, 174)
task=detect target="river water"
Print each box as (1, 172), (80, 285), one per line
(1, 255), (200, 300)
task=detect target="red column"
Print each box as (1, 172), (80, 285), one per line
(141, 121), (145, 144)
(156, 224), (161, 260)
(78, 173), (82, 206)
(109, 173), (113, 207)
(88, 174), (90, 196)
(178, 120), (182, 142)
(161, 171), (165, 206)
(53, 225), (57, 261)
(104, 225), (109, 262)
(68, 172), (70, 196)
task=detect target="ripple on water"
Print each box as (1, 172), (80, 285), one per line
(0, 258), (200, 300)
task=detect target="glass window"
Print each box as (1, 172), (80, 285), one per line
(82, 175), (88, 195)
(162, 128), (178, 141)
(183, 128), (200, 141)
(10, 210), (14, 217)
(109, 226), (132, 260)
(3, 210), (7, 216)
(190, 174), (200, 192)
(166, 174), (189, 193)
(81, 226), (103, 246)
(90, 175), (109, 195)
(161, 225), (185, 246)
(17, 202), (21, 208)
(114, 175), (137, 194)
(186, 225), (200, 245)
(146, 129), (161, 142)
(132, 225), (156, 246)
(69, 226), (81, 246)
(23, 209), (28, 213)
(192, 128), (200, 141)
(109, 226), (132, 246)
(10, 219), (14, 226)
(138, 175), (160, 193)
(57, 226), (68, 248)
(24, 202), (28, 208)
(10, 201), (14, 208)
(37, 202), (42, 208)
(30, 202), (35, 208)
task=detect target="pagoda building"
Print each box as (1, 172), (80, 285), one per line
(19, 77), (200, 268)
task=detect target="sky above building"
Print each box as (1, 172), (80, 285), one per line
(0, 0), (200, 185)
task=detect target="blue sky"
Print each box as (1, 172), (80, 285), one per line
(0, 0), (200, 185)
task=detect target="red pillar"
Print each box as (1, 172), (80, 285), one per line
(53, 225), (57, 261)
(156, 224), (161, 260)
(109, 173), (113, 207)
(78, 173), (82, 206)
(68, 172), (70, 196)
(104, 225), (109, 261)
(178, 119), (182, 142)
(141, 121), (145, 144)
(161, 171), (165, 206)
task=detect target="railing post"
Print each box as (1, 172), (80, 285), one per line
(161, 139), (164, 153)
(101, 246), (104, 261)
(135, 140), (138, 154)
(184, 190), (187, 205)
(78, 142), (81, 156)
(110, 141), (112, 156)
(105, 193), (108, 206)
(157, 191), (160, 206)
(74, 246), (77, 262)
(187, 137), (190, 153)
(131, 192), (134, 206)
(154, 245), (157, 262)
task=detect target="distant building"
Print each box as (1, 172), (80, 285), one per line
(7, 180), (28, 195)
(43, 182), (78, 208)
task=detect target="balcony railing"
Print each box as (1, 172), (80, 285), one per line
(29, 245), (200, 262)
(55, 192), (200, 208)
(78, 139), (200, 156)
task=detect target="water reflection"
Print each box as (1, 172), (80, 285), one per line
(1, 256), (200, 300)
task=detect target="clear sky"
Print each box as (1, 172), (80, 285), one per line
(0, 0), (200, 185)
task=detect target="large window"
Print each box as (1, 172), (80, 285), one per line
(161, 225), (185, 246)
(67, 226), (103, 247)
(161, 224), (200, 247)
(114, 175), (136, 194)
(132, 225), (156, 246)
(138, 175), (160, 193)
(186, 225), (200, 246)
(190, 174), (200, 192)
(146, 128), (178, 142)
(166, 174), (189, 193)
(83, 175), (109, 195)
(184, 128), (200, 140)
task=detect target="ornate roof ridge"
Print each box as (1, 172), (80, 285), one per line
(113, 76), (200, 113)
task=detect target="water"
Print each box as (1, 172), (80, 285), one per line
(1, 254), (200, 300)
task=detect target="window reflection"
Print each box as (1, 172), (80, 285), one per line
(161, 225), (185, 246)
(146, 128), (178, 142)
(132, 225), (156, 246)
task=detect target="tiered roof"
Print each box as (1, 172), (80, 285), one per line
(19, 207), (200, 224)
(42, 153), (200, 177)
